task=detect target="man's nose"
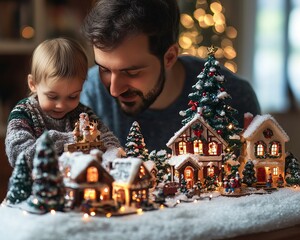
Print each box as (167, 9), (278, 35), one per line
(110, 73), (128, 97)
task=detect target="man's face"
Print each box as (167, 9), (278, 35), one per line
(93, 34), (165, 116)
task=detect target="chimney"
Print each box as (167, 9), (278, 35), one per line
(244, 112), (254, 130)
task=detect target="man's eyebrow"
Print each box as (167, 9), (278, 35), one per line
(94, 61), (148, 71)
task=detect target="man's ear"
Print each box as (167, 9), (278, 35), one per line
(164, 44), (179, 69)
(27, 74), (36, 92)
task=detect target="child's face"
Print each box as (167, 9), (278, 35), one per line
(28, 76), (84, 119)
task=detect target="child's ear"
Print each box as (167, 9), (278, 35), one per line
(27, 74), (36, 92)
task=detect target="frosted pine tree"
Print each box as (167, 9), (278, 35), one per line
(27, 131), (65, 212)
(179, 46), (242, 153)
(125, 121), (149, 161)
(6, 152), (32, 204)
(149, 149), (170, 183)
(285, 153), (300, 186)
(242, 160), (257, 187)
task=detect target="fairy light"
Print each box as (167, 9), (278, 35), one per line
(136, 208), (143, 215)
(106, 212), (112, 218)
(83, 213), (89, 219)
(179, 0), (238, 72)
(50, 209), (56, 215)
(90, 211), (96, 217)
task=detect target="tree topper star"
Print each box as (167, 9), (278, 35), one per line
(207, 45), (218, 56)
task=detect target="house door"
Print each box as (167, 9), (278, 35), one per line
(184, 166), (194, 189)
(257, 167), (266, 182)
(116, 189), (126, 205)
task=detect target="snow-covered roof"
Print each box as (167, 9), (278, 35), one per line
(110, 157), (144, 184)
(166, 114), (228, 148)
(68, 154), (97, 179)
(144, 160), (157, 172)
(242, 114), (289, 141)
(168, 153), (203, 169)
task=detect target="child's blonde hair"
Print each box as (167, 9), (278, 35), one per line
(30, 38), (88, 87)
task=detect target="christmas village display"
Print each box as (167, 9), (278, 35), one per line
(3, 46), (300, 218)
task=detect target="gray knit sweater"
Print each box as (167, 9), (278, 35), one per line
(5, 95), (120, 168)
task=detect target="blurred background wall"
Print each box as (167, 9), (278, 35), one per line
(0, 0), (299, 199)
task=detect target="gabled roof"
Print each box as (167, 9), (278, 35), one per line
(166, 114), (228, 147)
(242, 114), (289, 142)
(168, 153), (203, 169)
(110, 157), (148, 184)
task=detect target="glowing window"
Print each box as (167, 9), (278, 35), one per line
(139, 166), (146, 178)
(87, 167), (98, 182)
(270, 142), (280, 156)
(208, 142), (218, 155)
(193, 140), (203, 154)
(84, 188), (96, 200)
(257, 144), (264, 156)
(179, 141), (187, 154)
(273, 167), (279, 176)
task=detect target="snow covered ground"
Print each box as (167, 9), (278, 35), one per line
(1, 187), (300, 240)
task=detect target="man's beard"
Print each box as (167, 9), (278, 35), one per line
(115, 64), (166, 116)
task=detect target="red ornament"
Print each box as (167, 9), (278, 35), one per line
(209, 72), (215, 77)
(188, 100), (194, 106)
(202, 92), (207, 96)
(194, 129), (202, 137)
(220, 88), (225, 92)
(217, 130), (222, 135)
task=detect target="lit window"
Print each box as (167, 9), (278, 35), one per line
(139, 166), (146, 178)
(100, 187), (109, 201)
(84, 189), (96, 200)
(273, 167), (279, 176)
(271, 142), (279, 156)
(87, 167), (98, 182)
(208, 142), (218, 155)
(179, 141), (187, 154)
(193, 140), (203, 154)
(257, 144), (264, 156)
(186, 169), (191, 178)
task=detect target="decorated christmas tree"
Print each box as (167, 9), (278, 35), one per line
(6, 152), (32, 204)
(125, 121), (149, 161)
(27, 131), (65, 212)
(149, 149), (170, 184)
(285, 153), (300, 186)
(242, 160), (257, 187)
(179, 46), (242, 154)
(204, 174), (219, 191)
(180, 175), (188, 193)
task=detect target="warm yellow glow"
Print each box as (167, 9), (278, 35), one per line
(210, 2), (222, 13)
(50, 209), (56, 215)
(273, 167), (279, 176)
(214, 24), (225, 33)
(215, 48), (224, 59)
(160, 204), (164, 209)
(194, 140), (203, 154)
(224, 46), (236, 59)
(194, 199), (198, 203)
(228, 123), (233, 129)
(194, 8), (206, 19)
(136, 208), (143, 215)
(221, 38), (233, 48)
(208, 142), (218, 155)
(83, 213), (89, 219)
(213, 12), (225, 24)
(21, 26), (35, 39)
(204, 14), (214, 26)
(226, 26), (238, 39)
(106, 213), (112, 218)
(84, 189), (96, 200)
(120, 206), (126, 212)
(179, 141), (187, 155)
(87, 167), (98, 182)
(224, 61), (237, 73)
(180, 13), (194, 29)
(197, 46), (208, 58)
(90, 211), (96, 216)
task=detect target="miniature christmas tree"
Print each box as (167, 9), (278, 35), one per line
(285, 153), (300, 186)
(149, 149), (170, 184)
(125, 121), (149, 161)
(180, 175), (188, 193)
(6, 152), (32, 204)
(27, 131), (65, 212)
(204, 174), (219, 191)
(242, 160), (257, 187)
(179, 46), (242, 153)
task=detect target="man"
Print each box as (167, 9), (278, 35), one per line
(80, 0), (260, 152)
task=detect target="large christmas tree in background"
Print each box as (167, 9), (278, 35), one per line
(27, 131), (65, 212)
(6, 152), (32, 204)
(125, 121), (149, 161)
(179, 46), (242, 154)
(149, 150), (170, 184)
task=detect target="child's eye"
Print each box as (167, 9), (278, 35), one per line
(69, 95), (79, 100)
(47, 95), (58, 100)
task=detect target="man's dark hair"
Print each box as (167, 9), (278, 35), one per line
(82, 0), (180, 58)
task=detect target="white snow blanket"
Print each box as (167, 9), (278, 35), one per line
(1, 188), (300, 240)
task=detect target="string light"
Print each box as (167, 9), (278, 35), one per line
(179, 0), (238, 72)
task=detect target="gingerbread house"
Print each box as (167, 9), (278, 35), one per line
(110, 158), (152, 207)
(167, 114), (228, 185)
(240, 113), (290, 185)
(59, 152), (114, 209)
